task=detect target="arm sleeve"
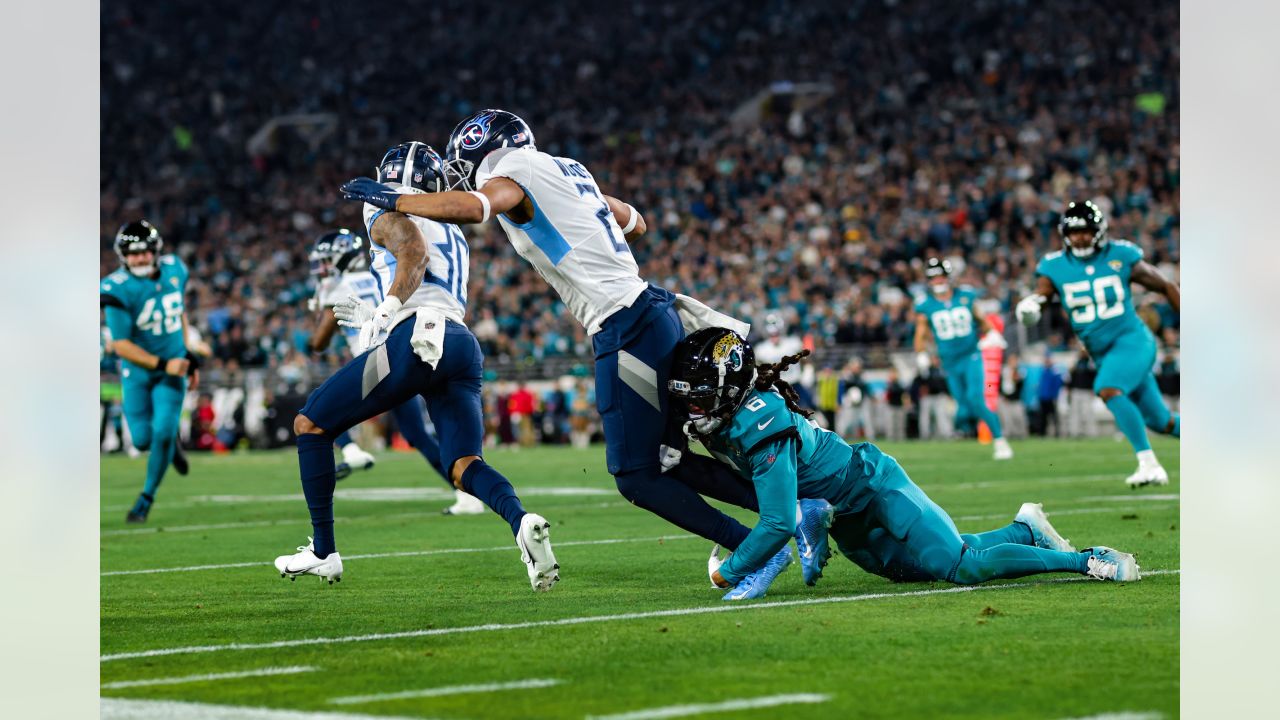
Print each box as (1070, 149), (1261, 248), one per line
(718, 434), (800, 584)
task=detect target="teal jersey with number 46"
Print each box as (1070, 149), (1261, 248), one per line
(1036, 240), (1149, 356)
(100, 255), (190, 371)
(914, 286), (980, 364)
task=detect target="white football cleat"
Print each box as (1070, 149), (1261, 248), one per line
(1083, 546), (1141, 582)
(442, 489), (486, 516)
(341, 443), (376, 471)
(274, 538), (343, 584)
(515, 513), (559, 592)
(1126, 451), (1169, 488)
(992, 437), (1013, 460)
(1014, 502), (1075, 552)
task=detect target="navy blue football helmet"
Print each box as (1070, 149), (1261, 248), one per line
(442, 109), (536, 191)
(114, 219), (164, 277)
(309, 229), (367, 277)
(376, 141), (445, 193)
(1059, 200), (1109, 258)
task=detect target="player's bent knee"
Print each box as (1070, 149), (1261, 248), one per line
(293, 414), (324, 436)
(450, 455), (481, 489)
(1097, 387), (1122, 402)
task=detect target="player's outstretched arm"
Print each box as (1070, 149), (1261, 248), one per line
(341, 177), (527, 225)
(604, 195), (646, 240)
(1130, 261), (1180, 313)
(1016, 275), (1058, 326)
(309, 311), (340, 354)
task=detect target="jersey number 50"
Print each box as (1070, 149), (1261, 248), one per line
(1062, 276), (1125, 324)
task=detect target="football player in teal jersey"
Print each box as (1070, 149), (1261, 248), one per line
(669, 328), (1140, 601)
(913, 258), (1013, 460)
(100, 221), (200, 522)
(1016, 201), (1180, 487)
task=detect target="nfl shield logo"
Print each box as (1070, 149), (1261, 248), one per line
(460, 122), (488, 150)
(414, 172), (423, 182)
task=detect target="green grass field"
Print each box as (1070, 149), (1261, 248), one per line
(101, 437), (1179, 720)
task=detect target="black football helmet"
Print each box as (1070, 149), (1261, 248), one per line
(309, 229), (367, 277)
(376, 141), (446, 194)
(668, 328), (757, 420)
(1059, 200), (1108, 258)
(442, 109), (536, 191)
(114, 220), (163, 277)
(924, 257), (952, 279)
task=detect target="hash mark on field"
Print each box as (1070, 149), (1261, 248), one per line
(99, 570), (1179, 662)
(587, 692), (831, 720)
(100, 698), (431, 720)
(101, 665), (316, 689)
(101, 534), (698, 576)
(329, 678), (561, 705)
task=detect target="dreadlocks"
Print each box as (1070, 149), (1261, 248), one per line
(754, 349), (814, 418)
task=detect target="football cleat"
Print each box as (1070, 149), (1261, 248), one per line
(795, 498), (834, 586)
(516, 513), (559, 591)
(125, 493), (153, 524)
(992, 437), (1013, 461)
(1125, 459), (1169, 488)
(341, 443), (376, 471)
(1083, 546), (1140, 582)
(334, 462), (353, 481)
(171, 441), (189, 476)
(723, 546), (794, 601)
(274, 538), (344, 584)
(442, 489), (486, 516)
(1014, 502), (1075, 552)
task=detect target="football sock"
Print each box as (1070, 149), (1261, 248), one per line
(334, 430), (354, 448)
(459, 460), (525, 536)
(1104, 394), (1151, 452)
(297, 433), (338, 558)
(1170, 414), (1180, 438)
(391, 402), (448, 479)
(615, 468), (752, 549)
(962, 522), (1034, 550)
(142, 431), (175, 500)
(950, 544), (1088, 584)
(971, 395), (1004, 438)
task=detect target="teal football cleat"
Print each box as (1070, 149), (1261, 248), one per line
(1014, 502), (1075, 552)
(795, 498), (834, 586)
(723, 546), (794, 601)
(1083, 546), (1141, 582)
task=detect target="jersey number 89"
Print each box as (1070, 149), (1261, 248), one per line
(930, 307), (973, 340)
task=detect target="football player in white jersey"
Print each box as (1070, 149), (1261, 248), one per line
(307, 229), (483, 514)
(754, 313), (814, 408)
(276, 142), (557, 590)
(342, 111), (835, 586)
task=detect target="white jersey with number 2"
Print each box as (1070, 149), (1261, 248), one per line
(475, 146), (647, 335)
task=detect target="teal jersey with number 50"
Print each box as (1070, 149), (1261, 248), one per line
(1036, 240), (1148, 356)
(100, 255), (190, 371)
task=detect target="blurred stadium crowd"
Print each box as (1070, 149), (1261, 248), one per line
(100, 0), (1178, 448)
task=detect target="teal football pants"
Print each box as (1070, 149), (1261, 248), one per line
(122, 370), (188, 501)
(942, 352), (1003, 438)
(1093, 330), (1179, 449)
(829, 454), (1086, 584)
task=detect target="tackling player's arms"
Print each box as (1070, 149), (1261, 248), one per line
(309, 311), (341, 354)
(369, 212), (430, 303)
(1130, 261), (1180, 312)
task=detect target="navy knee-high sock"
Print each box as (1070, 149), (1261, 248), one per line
(459, 460), (526, 535)
(298, 433), (338, 558)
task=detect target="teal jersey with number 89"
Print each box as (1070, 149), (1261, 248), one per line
(1036, 240), (1149, 356)
(914, 286), (980, 365)
(100, 255), (190, 371)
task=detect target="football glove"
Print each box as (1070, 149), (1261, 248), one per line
(916, 351), (931, 372)
(708, 544), (730, 588)
(1015, 295), (1045, 326)
(339, 177), (400, 212)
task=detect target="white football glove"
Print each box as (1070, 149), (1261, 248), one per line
(916, 351), (931, 372)
(332, 294), (375, 328)
(708, 544), (730, 588)
(1015, 295), (1045, 326)
(977, 329), (1008, 350)
(334, 295), (402, 354)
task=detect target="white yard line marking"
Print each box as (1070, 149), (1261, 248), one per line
(100, 698), (434, 720)
(101, 534), (698, 576)
(951, 502), (1178, 523)
(329, 678), (562, 705)
(101, 666), (316, 690)
(587, 693), (831, 720)
(1055, 713), (1164, 720)
(103, 520), (283, 537)
(1081, 494), (1180, 502)
(100, 570), (1178, 663)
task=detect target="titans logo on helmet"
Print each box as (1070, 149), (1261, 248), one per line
(459, 115), (493, 150)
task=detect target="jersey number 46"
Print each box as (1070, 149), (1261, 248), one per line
(136, 292), (183, 336)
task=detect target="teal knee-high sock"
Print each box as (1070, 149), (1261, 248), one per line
(1171, 414), (1179, 438)
(951, 544), (1089, 584)
(143, 432), (175, 498)
(1105, 394), (1151, 452)
(961, 522), (1033, 550)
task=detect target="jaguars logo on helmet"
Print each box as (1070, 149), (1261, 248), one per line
(1059, 200), (1109, 258)
(442, 109), (536, 191)
(669, 328), (757, 420)
(376, 141), (445, 194)
(114, 219), (164, 277)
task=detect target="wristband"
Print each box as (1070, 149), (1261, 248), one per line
(621, 204), (639, 234)
(153, 356), (168, 372)
(467, 191), (491, 223)
(184, 350), (202, 372)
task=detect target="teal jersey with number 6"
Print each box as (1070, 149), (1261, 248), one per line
(914, 286), (980, 364)
(1036, 240), (1148, 356)
(100, 255), (190, 371)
